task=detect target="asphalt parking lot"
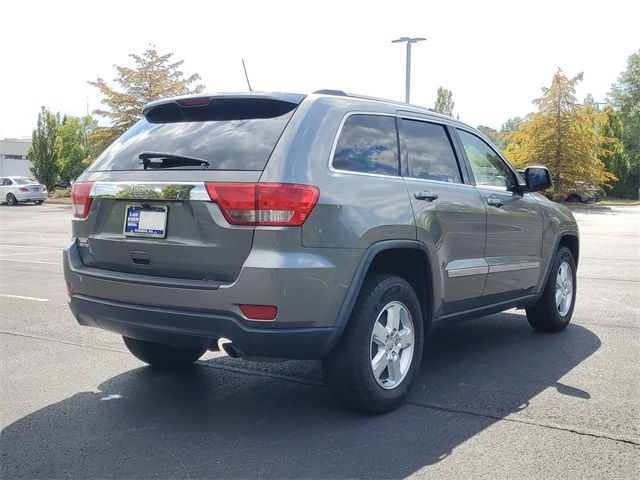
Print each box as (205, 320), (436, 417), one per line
(1, 202), (638, 479)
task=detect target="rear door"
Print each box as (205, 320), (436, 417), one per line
(73, 95), (303, 283)
(399, 116), (488, 314)
(455, 129), (543, 298)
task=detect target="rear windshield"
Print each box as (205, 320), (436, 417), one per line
(13, 178), (35, 185)
(87, 113), (294, 172)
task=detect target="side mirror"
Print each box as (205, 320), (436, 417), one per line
(524, 166), (552, 192)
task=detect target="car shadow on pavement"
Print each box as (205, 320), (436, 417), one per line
(1, 312), (600, 479)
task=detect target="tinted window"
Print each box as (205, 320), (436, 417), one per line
(332, 115), (399, 176)
(13, 178), (31, 185)
(400, 119), (461, 183)
(458, 130), (516, 189)
(87, 113), (295, 172)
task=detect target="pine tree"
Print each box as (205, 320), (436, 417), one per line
(89, 47), (205, 154)
(434, 87), (454, 116)
(28, 107), (60, 191)
(506, 70), (614, 196)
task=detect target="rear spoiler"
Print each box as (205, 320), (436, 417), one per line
(142, 92), (306, 123)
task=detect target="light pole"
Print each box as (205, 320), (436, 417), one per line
(391, 37), (426, 103)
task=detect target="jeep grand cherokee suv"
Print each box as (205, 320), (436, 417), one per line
(64, 91), (579, 413)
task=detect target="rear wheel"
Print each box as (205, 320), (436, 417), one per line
(322, 274), (424, 414)
(122, 336), (206, 368)
(6, 194), (17, 206)
(526, 246), (576, 332)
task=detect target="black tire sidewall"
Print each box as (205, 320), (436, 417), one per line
(7, 194), (16, 206)
(529, 246), (577, 331)
(323, 274), (424, 412)
(549, 247), (577, 325)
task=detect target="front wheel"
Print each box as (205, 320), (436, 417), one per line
(122, 336), (206, 369)
(6, 194), (17, 206)
(526, 246), (577, 332)
(322, 274), (424, 414)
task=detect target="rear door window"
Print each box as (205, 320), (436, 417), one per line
(399, 119), (462, 183)
(332, 114), (399, 176)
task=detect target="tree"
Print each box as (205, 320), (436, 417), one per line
(28, 107), (60, 191)
(501, 116), (523, 132)
(506, 70), (614, 196)
(433, 87), (454, 116)
(610, 50), (640, 198)
(89, 47), (205, 154)
(55, 116), (97, 185)
(599, 107), (629, 197)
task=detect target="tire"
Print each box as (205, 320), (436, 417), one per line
(122, 336), (206, 368)
(6, 194), (17, 206)
(526, 246), (576, 332)
(322, 274), (424, 414)
(566, 194), (581, 203)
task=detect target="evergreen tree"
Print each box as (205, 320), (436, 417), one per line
(434, 87), (455, 116)
(89, 47), (205, 154)
(28, 107), (60, 191)
(506, 70), (614, 196)
(599, 107), (627, 197)
(610, 50), (640, 198)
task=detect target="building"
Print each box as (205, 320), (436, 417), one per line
(0, 138), (33, 177)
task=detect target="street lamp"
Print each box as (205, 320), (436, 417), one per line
(391, 37), (426, 103)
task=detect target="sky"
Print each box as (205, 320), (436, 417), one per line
(2, 0), (638, 139)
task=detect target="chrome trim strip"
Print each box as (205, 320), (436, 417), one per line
(89, 181), (209, 201)
(489, 262), (540, 273)
(447, 266), (489, 278)
(445, 258), (540, 278)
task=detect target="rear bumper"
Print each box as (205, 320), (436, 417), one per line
(15, 191), (47, 201)
(69, 294), (335, 359)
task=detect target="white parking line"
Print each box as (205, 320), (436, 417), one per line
(0, 244), (61, 250)
(0, 251), (59, 258)
(0, 293), (50, 302)
(0, 258), (62, 266)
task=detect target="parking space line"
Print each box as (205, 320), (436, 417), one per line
(0, 251), (60, 258)
(0, 244), (62, 250)
(0, 258), (62, 266)
(0, 293), (50, 302)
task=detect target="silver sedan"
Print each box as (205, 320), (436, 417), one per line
(0, 176), (48, 205)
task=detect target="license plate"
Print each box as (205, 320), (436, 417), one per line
(123, 205), (168, 238)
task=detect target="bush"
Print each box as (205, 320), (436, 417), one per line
(52, 187), (71, 198)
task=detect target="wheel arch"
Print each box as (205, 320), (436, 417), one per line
(539, 231), (580, 293)
(325, 240), (438, 355)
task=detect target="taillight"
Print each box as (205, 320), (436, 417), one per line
(205, 183), (319, 226)
(71, 181), (94, 219)
(19, 187), (28, 192)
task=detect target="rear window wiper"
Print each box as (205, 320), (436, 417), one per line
(138, 152), (210, 170)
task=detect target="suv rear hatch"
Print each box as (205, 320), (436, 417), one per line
(72, 93), (306, 284)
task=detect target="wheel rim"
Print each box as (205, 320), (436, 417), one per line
(369, 301), (415, 390)
(555, 261), (574, 316)
(7, 195), (15, 205)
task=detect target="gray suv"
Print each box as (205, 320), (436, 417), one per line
(64, 91), (579, 413)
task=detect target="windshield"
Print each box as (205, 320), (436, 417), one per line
(14, 178), (37, 185)
(87, 112), (294, 172)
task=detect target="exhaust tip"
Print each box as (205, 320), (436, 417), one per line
(221, 342), (242, 358)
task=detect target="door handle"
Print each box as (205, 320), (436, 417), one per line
(414, 191), (438, 202)
(487, 197), (504, 208)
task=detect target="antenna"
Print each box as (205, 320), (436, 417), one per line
(242, 58), (253, 92)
